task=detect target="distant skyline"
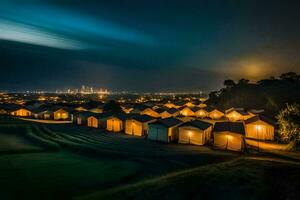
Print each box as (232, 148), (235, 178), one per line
(1, 0), (300, 92)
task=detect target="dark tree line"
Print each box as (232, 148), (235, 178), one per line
(207, 72), (300, 116)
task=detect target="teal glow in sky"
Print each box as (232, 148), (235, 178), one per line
(0, 0), (300, 91)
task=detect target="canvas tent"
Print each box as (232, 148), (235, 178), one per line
(10, 108), (32, 117)
(148, 117), (183, 143)
(140, 108), (160, 118)
(125, 115), (156, 136)
(207, 108), (224, 120)
(225, 108), (254, 121)
(178, 120), (212, 145)
(53, 108), (69, 120)
(213, 122), (245, 151)
(180, 107), (195, 117)
(244, 115), (275, 140)
(106, 114), (127, 132)
(87, 114), (100, 128)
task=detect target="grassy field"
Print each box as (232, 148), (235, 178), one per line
(0, 116), (299, 200)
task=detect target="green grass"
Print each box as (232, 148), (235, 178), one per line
(79, 158), (300, 200)
(0, 116), (299, 200)
(0, 152), (141, 200)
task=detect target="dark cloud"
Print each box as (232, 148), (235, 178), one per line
(0, 0), (300, 91)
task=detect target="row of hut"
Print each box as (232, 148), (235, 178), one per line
(0, 102), (276, 152)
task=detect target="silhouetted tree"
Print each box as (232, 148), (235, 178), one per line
(237, 78), (250, 85)
(280, 72), (299, 81)
(224, 80), (236, 89)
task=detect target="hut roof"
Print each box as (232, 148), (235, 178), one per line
(244, 115), (276, 126)
(179, 120), (212, 130)
(213, 122), (245, 135)
(150, 117), (182, 128)
(132, 115), (156, 123)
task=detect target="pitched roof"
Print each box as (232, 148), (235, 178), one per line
(150, 117), (182, 128)
(179, 120), (212, 130)
(167, 108), (179, 114)
(213, 122), (245, 135)
(205, 107), (224, 113)
(154, 107), (168, 114)
(132, 115), (156, 123)
(244, 115), (276, 126)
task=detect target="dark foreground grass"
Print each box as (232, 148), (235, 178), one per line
(79, 158), (300, 200)
(0, 152), (141, 200)
(1, 117), (299, 200)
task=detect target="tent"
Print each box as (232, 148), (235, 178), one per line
(213, 122), (245, 151)
(194, 108), (208, 118)
(180, 107), (195, 117)
(244, 115), (275, 140)
(148, 117), (183, 143)
(207, 108), (224, 120)
(10, 108), (32, 117)
(140, 108), (160, 118)
(87, 115), (100, 128)
(106, 114), (127, 132)
(53, 108), (69, 120)
(178, 120), (212, 145)
(73, 111), (93, 125)
(225, 108), (254, 121)
(125, 115), (156, 136)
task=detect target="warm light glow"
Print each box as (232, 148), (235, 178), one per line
(256, 125), (262, 131)
(188, 131), (192, 137)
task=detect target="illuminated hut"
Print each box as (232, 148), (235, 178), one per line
(10, 108), (32, 117)
(195, 108), (208, 118)
(125, 115), (156, 136)
(225, 108), (254, 121)
(53, 108), (69, 120)
(89, 107), (103, 114)
(148, 117), (183, 143)
(180, 107), (195, 117)
(244, 115), (275, 140)
(164, 102), (180, 109)
(178, 120), (212, 145)
(213, 122), (245, 152)
(184, 102), (196, 107)
(87, 115), (100, 128)
(207, 108), (224, 120)
(74, 111), (94, 125)
(106, 114), (127, 132)
(74, 106), (88, 112)
(140, 108), (160, 118)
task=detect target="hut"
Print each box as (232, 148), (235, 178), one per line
(140, 108), (160, 118)
(207, 108), (224, 120)
(106, 114), (127, 132)
(184, 102), (196, 107)
(164, 102), (180, 109)
(74, 111), (94, 125)
(225, 108), (254, 121)
(53, 108), (69, 120)
(89, 107), (103, 114)
(87, 114), (100, 128)
(194, 108), (208, 118)
(74, 106), (88, 112)
(178, 120), (213, 145)
(213, 122), (245, 152)
(244, 115), (275, 140)
(125, 115), (156, 136)
(180, 107), (195, 117)
(10, 108), (32, 117)
(148, 117), (183, 143)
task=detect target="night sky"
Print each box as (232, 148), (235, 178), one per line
(0, 0), (300, 92)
